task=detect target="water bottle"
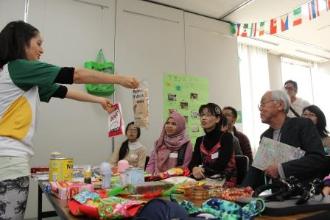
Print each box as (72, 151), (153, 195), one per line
(100, 162), (112, 189)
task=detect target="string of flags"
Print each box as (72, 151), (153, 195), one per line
(230, 0), (330, 37)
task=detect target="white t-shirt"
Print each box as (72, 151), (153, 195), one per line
(287, 97), (310, 118)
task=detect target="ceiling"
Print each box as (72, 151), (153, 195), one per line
(144, 0), (330, 63)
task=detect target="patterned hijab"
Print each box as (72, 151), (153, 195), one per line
(154, 111), (189, 172)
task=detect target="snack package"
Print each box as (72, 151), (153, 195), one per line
(132, 83), (149, 128)
(108, 103), (125, 138)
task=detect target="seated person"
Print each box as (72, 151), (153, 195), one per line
(223, 106), (253, 164)
(302, 105), (330, 154)
(146, 111), (193, 175)
(221, 116), (243, 156)
(110, 122), (146, 168)
(241, 90), (327, 189)
(189, 103), (237, 186)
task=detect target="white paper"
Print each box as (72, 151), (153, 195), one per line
(252, 137), (305, 171)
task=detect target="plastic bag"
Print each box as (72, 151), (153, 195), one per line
(84, 49), (115, 96)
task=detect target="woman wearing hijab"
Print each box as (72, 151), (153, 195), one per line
(146, 111), (193, 175)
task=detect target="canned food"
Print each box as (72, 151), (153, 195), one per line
(49, 158), (73, 181)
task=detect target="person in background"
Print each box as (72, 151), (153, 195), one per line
(189, 103), (237, 187)
(302, 105), (330, 154)
(146, 111), (193, 175)
(221, 116), (242, 156)
(0, 20), (139, 219)
(223, 106), (253, 164)
(110, 122), (146, 168)
(241, 90), (327, 189)
(284, 80), (310, 117)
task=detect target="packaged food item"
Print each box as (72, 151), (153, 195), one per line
(132, 82), (149, 128)
(100, 162), (112, 189)
(108, 103), (125, 137)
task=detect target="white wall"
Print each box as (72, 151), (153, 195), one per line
(2, 0), (240, 218)
(185, 13), (241, 110)
(0, 0), (24, 28)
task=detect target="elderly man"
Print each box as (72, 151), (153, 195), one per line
(284, 80), (310, 117)
(241, 90), (327, 189)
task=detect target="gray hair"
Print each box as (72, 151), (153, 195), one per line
(271, 90), (290, 113)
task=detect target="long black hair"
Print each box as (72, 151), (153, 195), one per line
(118, 122), (141, 160)
(303, 105), (329, 138)
(0, 20), (39, 68)
(198, 103), (224, 129)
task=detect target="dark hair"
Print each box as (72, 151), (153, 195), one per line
(223, 106), (238, 119)
(118, 122), (141, 160)
(198, 103), (224, 128)
(0, 21), (39, 68)
(284, 80), (298, 91)
(303, 105), (329, 138)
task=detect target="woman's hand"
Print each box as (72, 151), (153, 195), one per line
(99, 98), (113, 113)
(192, 166), (205, 180)
(118, 75), (139, 89)
(323, 186), (330, 195)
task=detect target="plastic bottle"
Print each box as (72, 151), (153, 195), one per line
(100, 162), (112, 189)
(84, 165), (92, 184)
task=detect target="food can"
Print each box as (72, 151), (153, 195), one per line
(49, 157), (73, 181)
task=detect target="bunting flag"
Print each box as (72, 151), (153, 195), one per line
(308, 0), (320, 20)
(281, 15), (289, 31)
(230, 0), (329, 38)
(241, 24), (249, 37)
(250, 23), (257, 37)
(259, 21), (265, 36)
(292, 7), (302, 26)
(270, 18), (277, 34)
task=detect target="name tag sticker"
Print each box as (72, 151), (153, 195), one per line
(211, 152), (219, 159)
(170, 152), (178, 158)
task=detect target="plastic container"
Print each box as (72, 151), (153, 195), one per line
(100, 162), (112, 189)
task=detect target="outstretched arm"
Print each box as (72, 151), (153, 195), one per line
(65, 88), (113, 112)
(73, 68), (139, 89)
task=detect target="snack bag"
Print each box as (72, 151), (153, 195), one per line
(132, 83), (149, 128)
(108, 103), (125, 137)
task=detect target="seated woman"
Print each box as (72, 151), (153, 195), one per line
(302, 105), (330, 154)
(146, 111), (193, 175)
(189, 103), (236, 186)
(110, 122), (146, 168)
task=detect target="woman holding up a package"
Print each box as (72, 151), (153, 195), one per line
(0, 20), (139, 219)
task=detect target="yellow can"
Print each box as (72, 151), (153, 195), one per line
(49, 158), (73, 181)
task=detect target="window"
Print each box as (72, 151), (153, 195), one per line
(281, 57), (314, 103)
(238, 44), (270, 154)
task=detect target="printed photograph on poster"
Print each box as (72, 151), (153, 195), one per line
(180, 102), (188, 110)
(190, 93), (198, 100)
(168, 93), (177, 101)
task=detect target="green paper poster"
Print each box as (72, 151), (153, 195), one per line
(163, 73), (209, 145)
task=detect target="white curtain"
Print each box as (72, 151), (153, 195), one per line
(238, 44), (270, 155)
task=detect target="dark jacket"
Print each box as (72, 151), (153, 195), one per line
(189, 128), (234, 177)
(261, 117), (328, 180)
(233, 126), (253, 164)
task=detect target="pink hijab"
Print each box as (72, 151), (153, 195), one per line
(154, 111), (190, 173)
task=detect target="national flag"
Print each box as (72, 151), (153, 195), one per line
(308, 0), (320, 20)
(281, 15), (289, 32)
(230, 23), (238, 35)
(236, 24), (241, 36)
(270, 18), (277, 35)
(250, 23), (257, 37)
(241, 24), (249, 37)
(292, 7), (302, 26)
(259, 21), (265, 36)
